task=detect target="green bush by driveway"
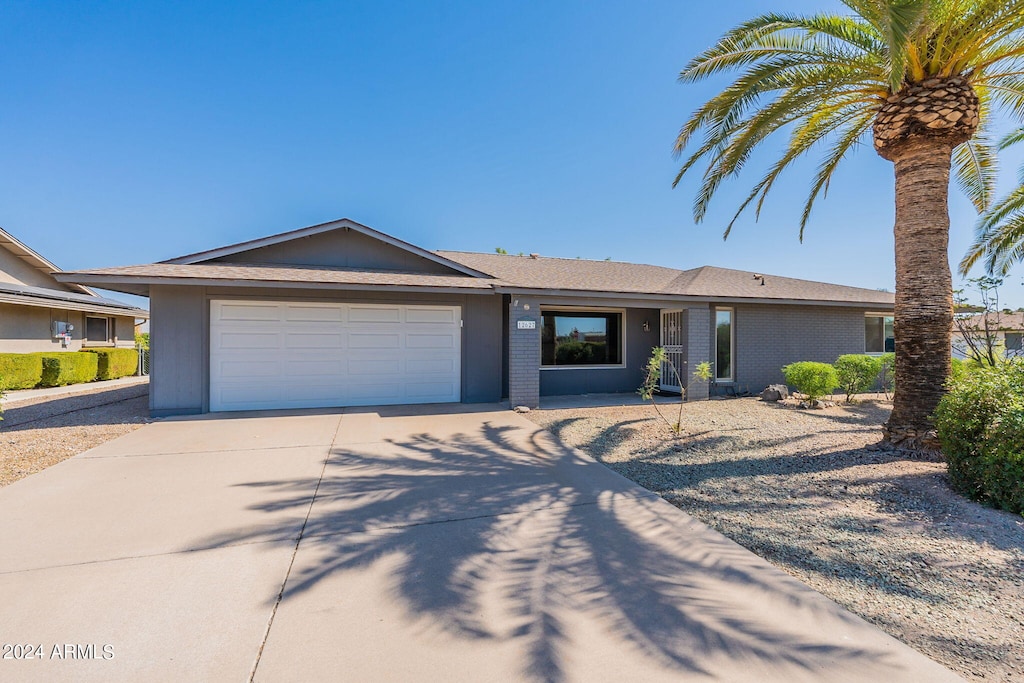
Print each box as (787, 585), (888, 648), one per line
(0, 353), (44, 390)
(935, 360), (1024, 515)
(36, 352), (99, 387)
(82, 348), (138, 380)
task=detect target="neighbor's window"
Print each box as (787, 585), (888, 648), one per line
(86, 316), (111, 343)
(715, 308), (733, 381)
(1006, 332), (1023, 353)
(541, 310), (622, 366)
(865, 315), (894, 353)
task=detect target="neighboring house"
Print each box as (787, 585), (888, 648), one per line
(0, 227), (148, 354)
(57, 218), (895, 416)
(952, 312), (1024, 360)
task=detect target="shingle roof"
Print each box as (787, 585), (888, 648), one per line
(59, 262), (495, 290)
(958, 312), (1024, 331)
(57, 230), (895, 307)
(436, 251), (895, 306)
(434, 251), (681, 294)
(0, 281), (148, 317)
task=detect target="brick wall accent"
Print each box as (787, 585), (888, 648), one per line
(733, 304), (876, 392)
(685, 306), (711, 401)
(508, 295), (541, 407)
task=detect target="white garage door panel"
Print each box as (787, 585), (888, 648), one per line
(210, 301), (461, 412)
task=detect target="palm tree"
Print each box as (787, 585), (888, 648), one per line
(960, 128), (1024, 276)
(673, 0), (1024, 448)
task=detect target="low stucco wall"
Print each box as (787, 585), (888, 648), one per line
(148, 285), (504, 416)
(0, 303), (135, 354)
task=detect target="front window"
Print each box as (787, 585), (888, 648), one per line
(86, 316), (111, 343)
(715, 308), (733, 381)
(541, 310), (622, 366)
(865, 315), (894, 353)
(1006, 332), (1023, 354)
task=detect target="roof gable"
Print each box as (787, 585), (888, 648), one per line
(0, 227), (93, 295)
(164, 218), (491, 278)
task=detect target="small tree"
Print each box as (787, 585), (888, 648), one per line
(640, 348), (683, 433)
(953, 277), (1012, 366)
(639, 347), (711, 434)
(834, 355), (883, 403)
(782, 362), (839, 404)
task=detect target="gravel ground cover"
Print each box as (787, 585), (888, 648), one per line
(0, 384), (150, 486)
(529, 396), (1024, 682)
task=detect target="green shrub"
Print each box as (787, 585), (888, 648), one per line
(81, 348), (138, 380)
(935, 360), (1024, 514)
(0, 353), (44, 390)
(834, 354), (882, 402)
(782, 361), (839, 402)
(35, 352), (98, 387)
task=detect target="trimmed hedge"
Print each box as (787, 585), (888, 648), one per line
(82, 348), (138, 380)
(0, 353), (44, 390)
(36, 352), (99, 387)
(934, 360), (1024, 515)
(782, 361), (839, 402)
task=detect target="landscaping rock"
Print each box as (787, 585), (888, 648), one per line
(527, 396), (1024, 683)
(759, 384), (789, 401)
(513, 405), (531, 414)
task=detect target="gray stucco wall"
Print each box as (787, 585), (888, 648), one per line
(539, 307), (661, 397)
(207, 229), (457, 274)
(148, 285), (502, 416)
(0, 248), (76, 290)
(725, 303), (881, 393)
(0, 303), (135, 354)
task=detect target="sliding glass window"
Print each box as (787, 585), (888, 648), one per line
(715, 308), (733, 381)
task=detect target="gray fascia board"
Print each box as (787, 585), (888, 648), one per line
(496, 287), (893, 309)
(58, 274), (499, 296)
(160, 218), (495, 280)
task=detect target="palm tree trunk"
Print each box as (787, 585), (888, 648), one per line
(884, 138), (954, 449)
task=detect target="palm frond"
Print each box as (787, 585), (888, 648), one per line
(951, 92), (997, 212)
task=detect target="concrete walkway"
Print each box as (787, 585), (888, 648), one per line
(0, 405), (960, 682)
(0, 376), (148, 406)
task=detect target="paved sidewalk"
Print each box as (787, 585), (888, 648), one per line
(1, 376), (148, 406)
(0, 404), (962, 682)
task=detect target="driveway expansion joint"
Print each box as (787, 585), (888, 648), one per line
(247, 414), (341, 682)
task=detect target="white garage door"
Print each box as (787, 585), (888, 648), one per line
(210, 300), (462, 412)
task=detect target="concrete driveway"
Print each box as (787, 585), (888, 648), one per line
(0, 405), (959, 682)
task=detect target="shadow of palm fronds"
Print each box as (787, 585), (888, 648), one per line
(199, 421), (911, 682)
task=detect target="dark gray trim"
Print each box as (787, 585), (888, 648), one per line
(497, 287), (893, 309)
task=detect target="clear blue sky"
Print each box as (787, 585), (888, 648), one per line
(2, 0), (1022, 308)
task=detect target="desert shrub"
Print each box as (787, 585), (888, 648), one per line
(834, 354), (882, 402)
(81, 348), (138, 380)
(935, 360), (1024, 514)
(0, 353), (44, 390)
(135, 332), (150, 350)
(36, 352), (98, 387)
(782, 361), (839, 402)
